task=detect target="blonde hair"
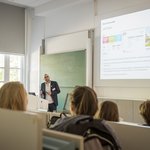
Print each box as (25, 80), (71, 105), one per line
(70, 86), (98, 116)
(0, 81), (28, 111)
(139, 100), (150, 125)
(99, 101), (119, 122)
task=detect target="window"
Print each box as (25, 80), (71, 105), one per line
(0, 54), (4, 87)
(0, 54), (24, 88)
(9, 55), (22, 81)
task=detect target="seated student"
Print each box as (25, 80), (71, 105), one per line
(0, 81), (28, 111)
(99, 101), (119, 122)
(69, 86), (98, 116)
(50, 86), (121, 150)
(139, 100), (150, 126)
(50, 86), (98, 127)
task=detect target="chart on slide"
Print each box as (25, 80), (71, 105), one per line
(100, 9), (150, 79)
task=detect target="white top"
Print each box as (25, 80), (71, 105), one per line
(45, 82), (53, 104)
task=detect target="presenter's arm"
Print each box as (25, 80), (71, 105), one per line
(40, 83), (45, 98)
(55, 81), (60, 94)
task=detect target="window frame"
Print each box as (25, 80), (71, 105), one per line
(0, 54), (24, 87)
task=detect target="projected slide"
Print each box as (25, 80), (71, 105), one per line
(100, 9), (150, 79)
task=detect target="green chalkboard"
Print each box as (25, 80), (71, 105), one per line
(40, 50), (86, 111)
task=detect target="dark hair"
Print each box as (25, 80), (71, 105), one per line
(139, 100), (150, 126)
(71, 86), (98, 116)
(99, 101), (119, 122)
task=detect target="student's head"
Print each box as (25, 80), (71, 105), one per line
(99, 101), (119, 122)
(70, 86), (98, 116)
(0, 81), (28, 111)
(44, 74), (50, 82)
(139, 100), (150, 126)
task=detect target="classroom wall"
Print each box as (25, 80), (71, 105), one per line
(28, 0), (94, 94)
(26, 9), (45, 94)
(44, 0), (94, 37)
(28, 0), (150, 123)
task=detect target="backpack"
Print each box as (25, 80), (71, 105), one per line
(51, 115), (121, 150)
(47, 112), (67, 128)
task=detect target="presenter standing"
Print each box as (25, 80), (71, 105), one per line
(40, 74), (60, 112)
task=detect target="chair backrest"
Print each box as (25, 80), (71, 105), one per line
(63, 93), (72, 113)
(43, 129), (84, 150)
(0, 108), (42, 150)
(107, 121), (150, 150)
(43, 135), (75, 150)
(63, 93), (69, 111)
(36, 111), (49, 128)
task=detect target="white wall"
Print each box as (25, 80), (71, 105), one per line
(29, 0), (94, 95)
(45, 30), (93, 87)
(29, 0), (150, 123)
(44, 0), (94, 37)
(27, 11), (45, 94)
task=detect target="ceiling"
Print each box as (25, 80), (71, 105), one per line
(0, 0), (90, 16)
(0, 0), (54, 8)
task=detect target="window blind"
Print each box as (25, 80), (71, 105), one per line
(0, 3), (25, 54)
